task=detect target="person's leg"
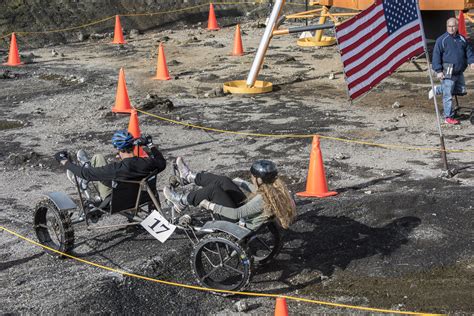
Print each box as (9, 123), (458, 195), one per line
(195, 172), (246, 205)
(452, 74), (466, 96)
(441, 79), (455, 118)
(186, 184), (237, 208)
(91, 154), (112, 199)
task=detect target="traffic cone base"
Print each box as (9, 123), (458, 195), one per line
(297, 190), (337, 198)
(112, 15), (127, 44)
(152, 43), (171, 80)
(207, 3), (220, 30)
(3, 33), (22, 66)
(297, 136), (338, 198)
(112, 68), (132, 113)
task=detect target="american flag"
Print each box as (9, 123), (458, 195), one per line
(336, 0), (425, 100)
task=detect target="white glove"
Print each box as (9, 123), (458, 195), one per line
(436, 72), (445, 80)
(199, 199), (215, 211)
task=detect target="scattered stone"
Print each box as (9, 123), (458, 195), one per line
(0, 70), (17, 79)
(364, 190), (372, 195)
(328, 72), (335, 80)
(129, 29), (140, 38)
(168, 59), (181, 66)
(90, 33), (108, 40)
(283, 56), (296, 63)
(198, 73), (219, 81)
(141, 256), (164, 275)
(382, 125), (398, 132)
(388, 118), (399, 123)
(51, 49), (58, 57)
(77, 31), (86, 42)
(204, 86), (225, 98)
(136, 93), (174, 111)
(234, 301), (248, 312)
(392, 101), (401, 108)
(335, 153), (349, 160)
(399, 112), (406, 117)
(6, 151), (40, 166)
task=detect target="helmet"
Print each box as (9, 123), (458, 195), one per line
(111, 130), (134, 150)
(250, 160), (278, 183)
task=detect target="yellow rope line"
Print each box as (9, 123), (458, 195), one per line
(0, 1), (273, 37)
(0, 226), (442, 315)
(136, 109), (474, 153)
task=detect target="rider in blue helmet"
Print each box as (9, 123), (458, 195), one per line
(54, 129), (166, 201)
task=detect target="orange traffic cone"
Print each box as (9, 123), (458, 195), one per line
(297, 136), (338, 198)
(458, 11), (468, 38)
(112, 68), (132, 113)
(112, 15), (126, 44)
(207, 3), (220, 31)
(3, 33), (22, 66)
(231, 24), (244, 56)
(274, 297), (289, 316)
(152, 43), (171, 80)
(128, 109), (148, 158)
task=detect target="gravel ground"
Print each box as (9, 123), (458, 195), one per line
(1, 15), (474, 315)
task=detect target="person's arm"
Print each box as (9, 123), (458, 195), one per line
(465, 41), (474, 68)
(212, 195), (264, 220)
(148, 146), (166, 173)
(432, 38), (444, 75)
(63, 160), (118, 181)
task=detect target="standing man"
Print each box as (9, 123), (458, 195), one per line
(430, 17), (474, 125)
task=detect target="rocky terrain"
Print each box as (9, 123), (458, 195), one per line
(1, 3), (474, 315)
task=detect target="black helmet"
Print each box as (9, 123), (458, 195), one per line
(250, 160), (278, 183)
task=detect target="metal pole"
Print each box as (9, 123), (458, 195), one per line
(246, 0), (285, 87)
(416, 1), (451, 175)
(305, 0), (308, 26)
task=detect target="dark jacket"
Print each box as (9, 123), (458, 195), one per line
(65, 146), (166, 187)
(432, 32), (474, 75)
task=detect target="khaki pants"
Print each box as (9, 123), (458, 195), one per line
(91, 154), (112, 199)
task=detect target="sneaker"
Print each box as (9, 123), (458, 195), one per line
(163, 186), (187, 211)
(176, 157), (195, 184)
(428, 88), (435, 100)
(444, 117), (460, 125)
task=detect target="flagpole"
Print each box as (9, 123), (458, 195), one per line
(415, 0), (451, 176)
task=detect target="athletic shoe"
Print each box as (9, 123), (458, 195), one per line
(163, 186), (187, 211)
(444, 117), (460, 125)
(176, 157), (195, 184)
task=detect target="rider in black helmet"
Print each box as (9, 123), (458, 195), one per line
(163, 158), (296, 230)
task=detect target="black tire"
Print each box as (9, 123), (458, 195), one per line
(33, 198), (74, 257)
(191, 233), (251, 293)
(247, 222), (282, 265)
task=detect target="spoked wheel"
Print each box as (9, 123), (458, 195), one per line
(191, 233), (251, 293)
(247, 222), (282, 265)
(33, 198), (74, 257)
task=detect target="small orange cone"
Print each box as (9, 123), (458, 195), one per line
(152, 43), (171, 80)
(112, 15), (126, 44)
(231, 24), (244, 56)
(112, 68), (132, 113)
(207, 3), (220, 31)
(3, 33), (22, 66)
(297, 136), (338, 198)
(458, 11), (468, 38)
(274, 297), (289, 316)
(128, 109), (148, 158)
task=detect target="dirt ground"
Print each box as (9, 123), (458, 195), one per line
(1, 12), (474, 315)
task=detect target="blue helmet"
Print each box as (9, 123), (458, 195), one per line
(111, 130), (134, 150)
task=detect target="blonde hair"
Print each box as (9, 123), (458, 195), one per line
(257, 177), (296, 229)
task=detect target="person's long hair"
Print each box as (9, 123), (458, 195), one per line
(257, 177), (296, 229)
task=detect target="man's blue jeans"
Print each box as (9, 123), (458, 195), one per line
(434, 74), (466, 118)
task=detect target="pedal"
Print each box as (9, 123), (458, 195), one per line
(178, 214), (192, 226)
(77, 149), (91, 166)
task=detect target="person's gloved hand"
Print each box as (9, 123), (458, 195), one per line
(133, 135), (153, 148)
(54, 151), (69, 163)
(436, 72), (445, 80)
(199, 199), (215, 211)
